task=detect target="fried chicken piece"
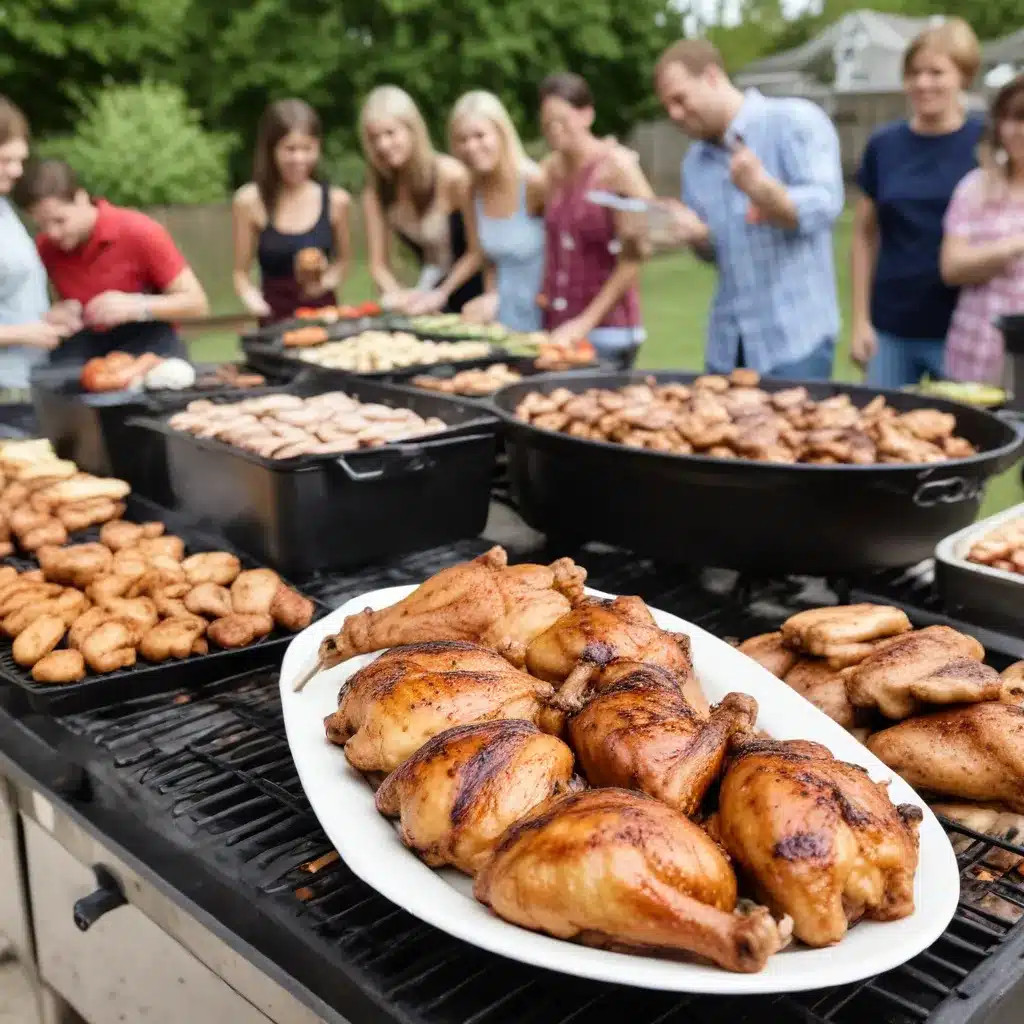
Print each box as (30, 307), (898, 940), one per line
(1001, 662), (1024, 707)
(781, 604), (912, 657)
(899, 409), (955, 442)
(31, 649), (86, 685)
(67, 607), (114, 650)
(152, 592), (190, 619)
(868, 703), (1024, 812)
(718, 736), (923, 947)
(127, 568), (186, 599)
(101, 597), (159, 632)
(20, 520), (68, 551)
(110, 548), (151, 580)
(569, 672), (757, 815)
(325, 641), (554, 773)
(229, 569), (281, 616)
(207, 612), (274, 649)
(738, 632), (798, 678)
(37, 476), (130, 506)
(139, 618), (208, 662)
(12, 615), (67, 668)
(3, 590), (88, 637)
(135, 535), (185, 562)
(0, 566), (16, 588)
(87, 574), (134, 605)
(80, 620), (138, 673)
(473, 788), (791, 973)
(269, 585), (314, 631)
(301, 547), (586, 689)
(0, 584), (62, 616)
(184, 582), (233, 619)
(38, 543), (114, 588)
(9, 506), (51, 536)
(783, 658), (858, 728)
(181, 552), (242, 587)
(846, 625), (999, 719)
(99, 520), (165, 551)
(375, 720), (577, 876)
(56, 498), (125, 533)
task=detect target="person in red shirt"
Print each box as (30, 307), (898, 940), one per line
(16, 158), (208, 365)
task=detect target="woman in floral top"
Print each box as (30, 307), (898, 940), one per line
(941, 74), (1024, 385)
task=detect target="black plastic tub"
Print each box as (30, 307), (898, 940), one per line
(0, 495), (327, 715)
(133, 377), (499, 576)
(490, 370), (1024, 574)
(31, 362), (302, 505)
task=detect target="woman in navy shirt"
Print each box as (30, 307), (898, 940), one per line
(851, 19), (984, 389)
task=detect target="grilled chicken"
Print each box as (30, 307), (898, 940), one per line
(846, 625), (999, 719)
(298, 547), (586, 690)
(930, 802), (1024, 872)
(525, 595), (708, 716)
(867, 703), (1024, 812)
(718, 737), (922, 947)
(473, 788), (791, 973)
(783, 658), (858, 729)
(324, 641), (555, 773)
(737, 632), (798, 678)
(1001, 662), (1024, 707)
(568, 669), (756, 815)
(781, 605), (912, 663)
(375, 720), (577, 876)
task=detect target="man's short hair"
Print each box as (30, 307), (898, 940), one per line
(14, 158), (79, 208)
(655, 39), (726, 82)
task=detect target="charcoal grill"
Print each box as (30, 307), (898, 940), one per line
(0, 539), (1017, 1024)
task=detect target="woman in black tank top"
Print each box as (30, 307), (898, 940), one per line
(232, 100), (351, 324)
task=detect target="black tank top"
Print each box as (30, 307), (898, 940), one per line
(257, 182), (336, 322)
(395, 210), (484, 314)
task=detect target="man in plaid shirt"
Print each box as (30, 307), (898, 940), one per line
(654, 39), (844, 379)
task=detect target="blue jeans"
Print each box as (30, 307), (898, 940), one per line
(714, 337), (835, 381)
(865, 331), (945, 390)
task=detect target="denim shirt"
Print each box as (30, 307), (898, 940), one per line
(0, 198), (49, 388)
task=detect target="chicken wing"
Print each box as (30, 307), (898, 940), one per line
(325, 640), (555, 773)
(140, 618), (208, 662)
(207, 612), (273, 649)
(781, 604), (912, 659)
(868, 703), (1024, 812)
(182, 552), (242, 587)
(375, 719), (577, 876)
(12, 614), (67, 667)
(80, 620), (138, 673)
(300, 547), (586, 689)
(738, 632), (798, 678)
(569, 670), (756, 815)
(783, 659), (858, 729)
(31, 649), (86, 685)
(184, 583), (233, 619)
(473, 788), (790, 973)
(230, 569), (281, 615)
(718, 737), (922, 947)
(846, 625), (999, 719)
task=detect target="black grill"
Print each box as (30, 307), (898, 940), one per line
(57, 542), (1024, 1024)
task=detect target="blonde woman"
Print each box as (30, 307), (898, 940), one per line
(359, 86), (483, 314)
(941, 74), (1024, 386)
(446, 91), (545, 331)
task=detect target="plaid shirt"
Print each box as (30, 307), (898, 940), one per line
(943, 169), (1024, 385)
(682, 90), (844, 374)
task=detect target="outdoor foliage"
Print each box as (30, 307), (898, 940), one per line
(37, 83), (235, 207)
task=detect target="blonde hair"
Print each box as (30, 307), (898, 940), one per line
(359, 85), (436, 214)
(448, 91), (533, 181)
(903, 18), (981, 87)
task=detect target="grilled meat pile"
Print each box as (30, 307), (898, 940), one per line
(966, 516), (1024, 575)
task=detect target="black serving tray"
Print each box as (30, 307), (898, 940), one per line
(132, 377), (499, 576)
(0, 495), (326, 715)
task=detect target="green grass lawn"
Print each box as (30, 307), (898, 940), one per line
(190, 209), (1023, 518)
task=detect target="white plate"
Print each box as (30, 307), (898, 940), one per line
(280, 585), (959, 995)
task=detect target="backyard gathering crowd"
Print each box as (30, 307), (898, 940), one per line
(0, 22), (1022, 390)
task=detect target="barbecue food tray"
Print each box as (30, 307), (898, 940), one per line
(935, 502), (1024, 632)
(0, 497), (325, 715)
(278, 584), (958, 995)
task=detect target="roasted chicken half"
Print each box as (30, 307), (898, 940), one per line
(867, 702), (1024, 813)
(375, 719), (577, 875)
(718, 737), (922, 947)
(473, 788), (791, 973)
(568, 669), (756, 815)
(846, 625), (1000, 719)
(525, 595), (708, 716)
(324, 641), (555, 773)
(298, 546), (586, 689)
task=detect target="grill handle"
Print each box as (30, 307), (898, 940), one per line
(333, 433), (492, 482)
(73, 865), (127, 932)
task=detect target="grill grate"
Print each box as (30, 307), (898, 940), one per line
(61, 544), (1024, 1024)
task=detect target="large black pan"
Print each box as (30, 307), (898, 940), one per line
(490, 370), (1024, 574)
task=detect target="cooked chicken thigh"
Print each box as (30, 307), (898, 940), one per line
(846, 625), (999, 719)
(375, 719), (577, 875)
(568, 670), (756, 815)
(738, 632), (798, 678)
(525, 596), (708, 716)
(781, 605), (912, 662)
(299, 547), (586, 689)
(783, 659), (858, 729)
(868, 703), (1024, 812)
(324, 640), (555, 773)
(718, 737), (922, 947)
(473, 788), (791, 973)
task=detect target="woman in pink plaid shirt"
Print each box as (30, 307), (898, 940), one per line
(941, 75), (1024, 385)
